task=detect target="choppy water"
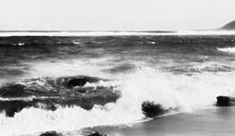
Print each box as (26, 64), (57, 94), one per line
(1, 32), (235, 136)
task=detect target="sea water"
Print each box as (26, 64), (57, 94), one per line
(0, 32), (235, 136)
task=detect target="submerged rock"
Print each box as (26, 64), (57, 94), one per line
(87, 131), (106, 136)
(216, 96), (231, 106)
(64, 76), (102, 89)
(0, 100), (34, 117)
(141, 101), (166, 118)
(0, 75), (120, 117)
(0, 84), (31, 97)
(40, 131), (62, 136)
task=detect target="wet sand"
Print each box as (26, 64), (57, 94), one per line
(94, 107), (235, 136)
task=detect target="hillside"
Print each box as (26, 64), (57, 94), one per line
(220, 20), (235, 30)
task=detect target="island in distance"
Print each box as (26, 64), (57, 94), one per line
(220, 20), (235, 30)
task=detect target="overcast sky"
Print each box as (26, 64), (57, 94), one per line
(0, 0), (234, 31)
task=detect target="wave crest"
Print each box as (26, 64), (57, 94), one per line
(217, 47), (235, 53)
(1, 67), (235, 135)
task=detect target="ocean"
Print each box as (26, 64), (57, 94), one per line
(0, 31), (235, 136)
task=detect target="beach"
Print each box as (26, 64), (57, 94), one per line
(94, 107), (235, 136)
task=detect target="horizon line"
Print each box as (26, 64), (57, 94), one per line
(0, 29), (219, 33)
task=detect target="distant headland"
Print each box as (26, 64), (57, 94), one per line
(220, 20), (235, 30)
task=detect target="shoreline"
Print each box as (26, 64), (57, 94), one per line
(90, 107), (235, 136)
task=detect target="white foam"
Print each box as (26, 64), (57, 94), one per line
(0, 96), (59, 102)
(0, 30), (235, 37)
(1, 63), (235, 135)
(217, 47), (235, 53)
(0, 102), (144, 136)
(119, 67), (235, 111)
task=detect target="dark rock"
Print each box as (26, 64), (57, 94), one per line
(0, 100), (33, 117)
(216, 96), (231, 106)
(65, 76), (101, 88)
(40, 131), (61, 136)
(141, 101), (166, 118)
(0, 84), (31, 97)
(87, 131), (105, 136)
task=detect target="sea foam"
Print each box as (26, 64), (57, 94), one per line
(1, 65), (235, 136)
(0, 30), (235, 37)
(217, 47), (235, 53)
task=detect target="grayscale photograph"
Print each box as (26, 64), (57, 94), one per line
(0, 0), (235, 136)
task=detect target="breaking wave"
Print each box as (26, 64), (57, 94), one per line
(1, 66), (235, 136)
(217, 47), (235, 53)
